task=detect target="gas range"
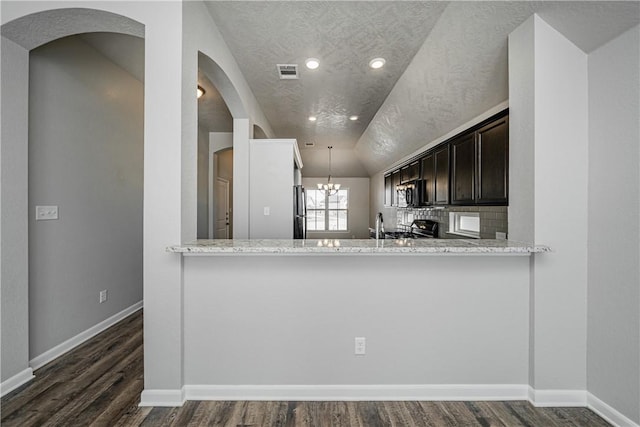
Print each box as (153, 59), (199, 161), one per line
(385, 219), (439, 239)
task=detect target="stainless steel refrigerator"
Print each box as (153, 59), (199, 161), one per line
(293, 185), (306, 239)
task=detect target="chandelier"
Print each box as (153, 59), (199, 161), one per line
(317, 146), (341, 195)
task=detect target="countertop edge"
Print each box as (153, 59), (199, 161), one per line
(166, 239), (551, 255)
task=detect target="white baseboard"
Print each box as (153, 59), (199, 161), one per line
(139, 389), (186, 407)
(528, 386), (587, 407)
(183, 384), (530, 402)
(140, 383), (640, 426)
(29, 301), (143, 371)
(588, 392), (640, 427)
(0, 368), (34, 398)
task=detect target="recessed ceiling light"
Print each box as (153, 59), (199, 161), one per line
(305, 58), (320, 70)
(349, 115), (358, 121)
(369, 58), (386, 69)
(308, 116), (317, 122)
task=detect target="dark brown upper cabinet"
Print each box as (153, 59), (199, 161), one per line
(434, 145), (450, 205)
(400, 161), (420, 184)
(391, 169), (401, 206)
(421, 145), (449, 206)
(384, 173), (392, 206)
(476, 116), (508, 205)
(420, 154), (435, 205)
(384, 110), (508, 208)
(450, 132), (476, 205)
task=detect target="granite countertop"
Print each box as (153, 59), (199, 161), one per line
(167, 239), (550, 255)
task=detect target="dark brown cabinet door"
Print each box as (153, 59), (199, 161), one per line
(384, 173), (392, 206)
(385, 110), (507, 208)
(420, 154), (435, 205)
(434, 145), (450, 205)
(401, 161), (420, 183)
(477, 117), (508, 205)
(391, 169), (401, 206)
(451, 133), (476, 205)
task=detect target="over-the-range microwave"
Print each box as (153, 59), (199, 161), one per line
(396, 179), (425, 208)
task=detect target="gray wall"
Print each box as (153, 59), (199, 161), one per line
(184, 255), (530, 387)
(28, 36), (143, 358)
(249, 140), (296, 239)
(510, 15), (590, 392)
(1, 36), (30, 383)
(197, 125), (209, 239)
(587, 24), (640, 424)
(303, 177), (370, 239)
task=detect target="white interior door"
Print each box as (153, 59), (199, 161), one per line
(215, 177), (230, 239)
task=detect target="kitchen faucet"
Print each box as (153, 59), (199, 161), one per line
(375, 212), (385, 240)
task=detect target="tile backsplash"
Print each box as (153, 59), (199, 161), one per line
(397, 206), (508, 239)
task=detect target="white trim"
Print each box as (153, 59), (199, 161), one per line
(183, 384), (529, 401)
(528, 386), (587, 407)
(0, 368), (34, 398)
(139, 389), (186, 407)
(587, 392), (640, 427)
(140, 384), (640, 425)
(29, 301), (143, 371)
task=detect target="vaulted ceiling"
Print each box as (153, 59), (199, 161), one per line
(204, 1), (639, 177)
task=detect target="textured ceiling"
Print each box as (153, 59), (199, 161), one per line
(205, 1), (639, 177)
(355, 1), (640, 174)
(300, 146), (369, 178)
(205, 1), (449, 157)
(14, 2), (634, 178)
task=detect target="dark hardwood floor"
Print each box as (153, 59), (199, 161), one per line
(1, 311), (611, 426)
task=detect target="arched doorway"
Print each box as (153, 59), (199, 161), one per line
(197, 62), (233, 239)
(1, 7), (146, 395)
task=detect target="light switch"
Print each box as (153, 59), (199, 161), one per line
(36, 206), (58, 221)
(263, 207), (270, 216)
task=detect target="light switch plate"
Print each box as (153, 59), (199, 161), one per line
(263, 207), (270, 216)
(355, 337), (366, 355)
(36, 205), (58, 221)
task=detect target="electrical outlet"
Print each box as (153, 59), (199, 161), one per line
(263, 207), (270, 216)
(36, 205), (58, 220)
(355, 337), (366, 355)
(99, 290), (108, 304)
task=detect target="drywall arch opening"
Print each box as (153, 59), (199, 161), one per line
(1, 8), (144, 50)
(1, 7), (145, 389)
(197, 51), (247, 239)
(197, 51), (247, 119)
(28, 32), (145, 365)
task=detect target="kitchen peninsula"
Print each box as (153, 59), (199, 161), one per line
(169, 238), (547, 255)
(166, 238), (549, 402)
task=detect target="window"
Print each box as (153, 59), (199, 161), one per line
(306, 189), (348, 231)
(448, 212), (480, 238)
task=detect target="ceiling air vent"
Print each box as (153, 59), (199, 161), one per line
(277, 64), (299, 80)
(304, 141), (315, 147)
